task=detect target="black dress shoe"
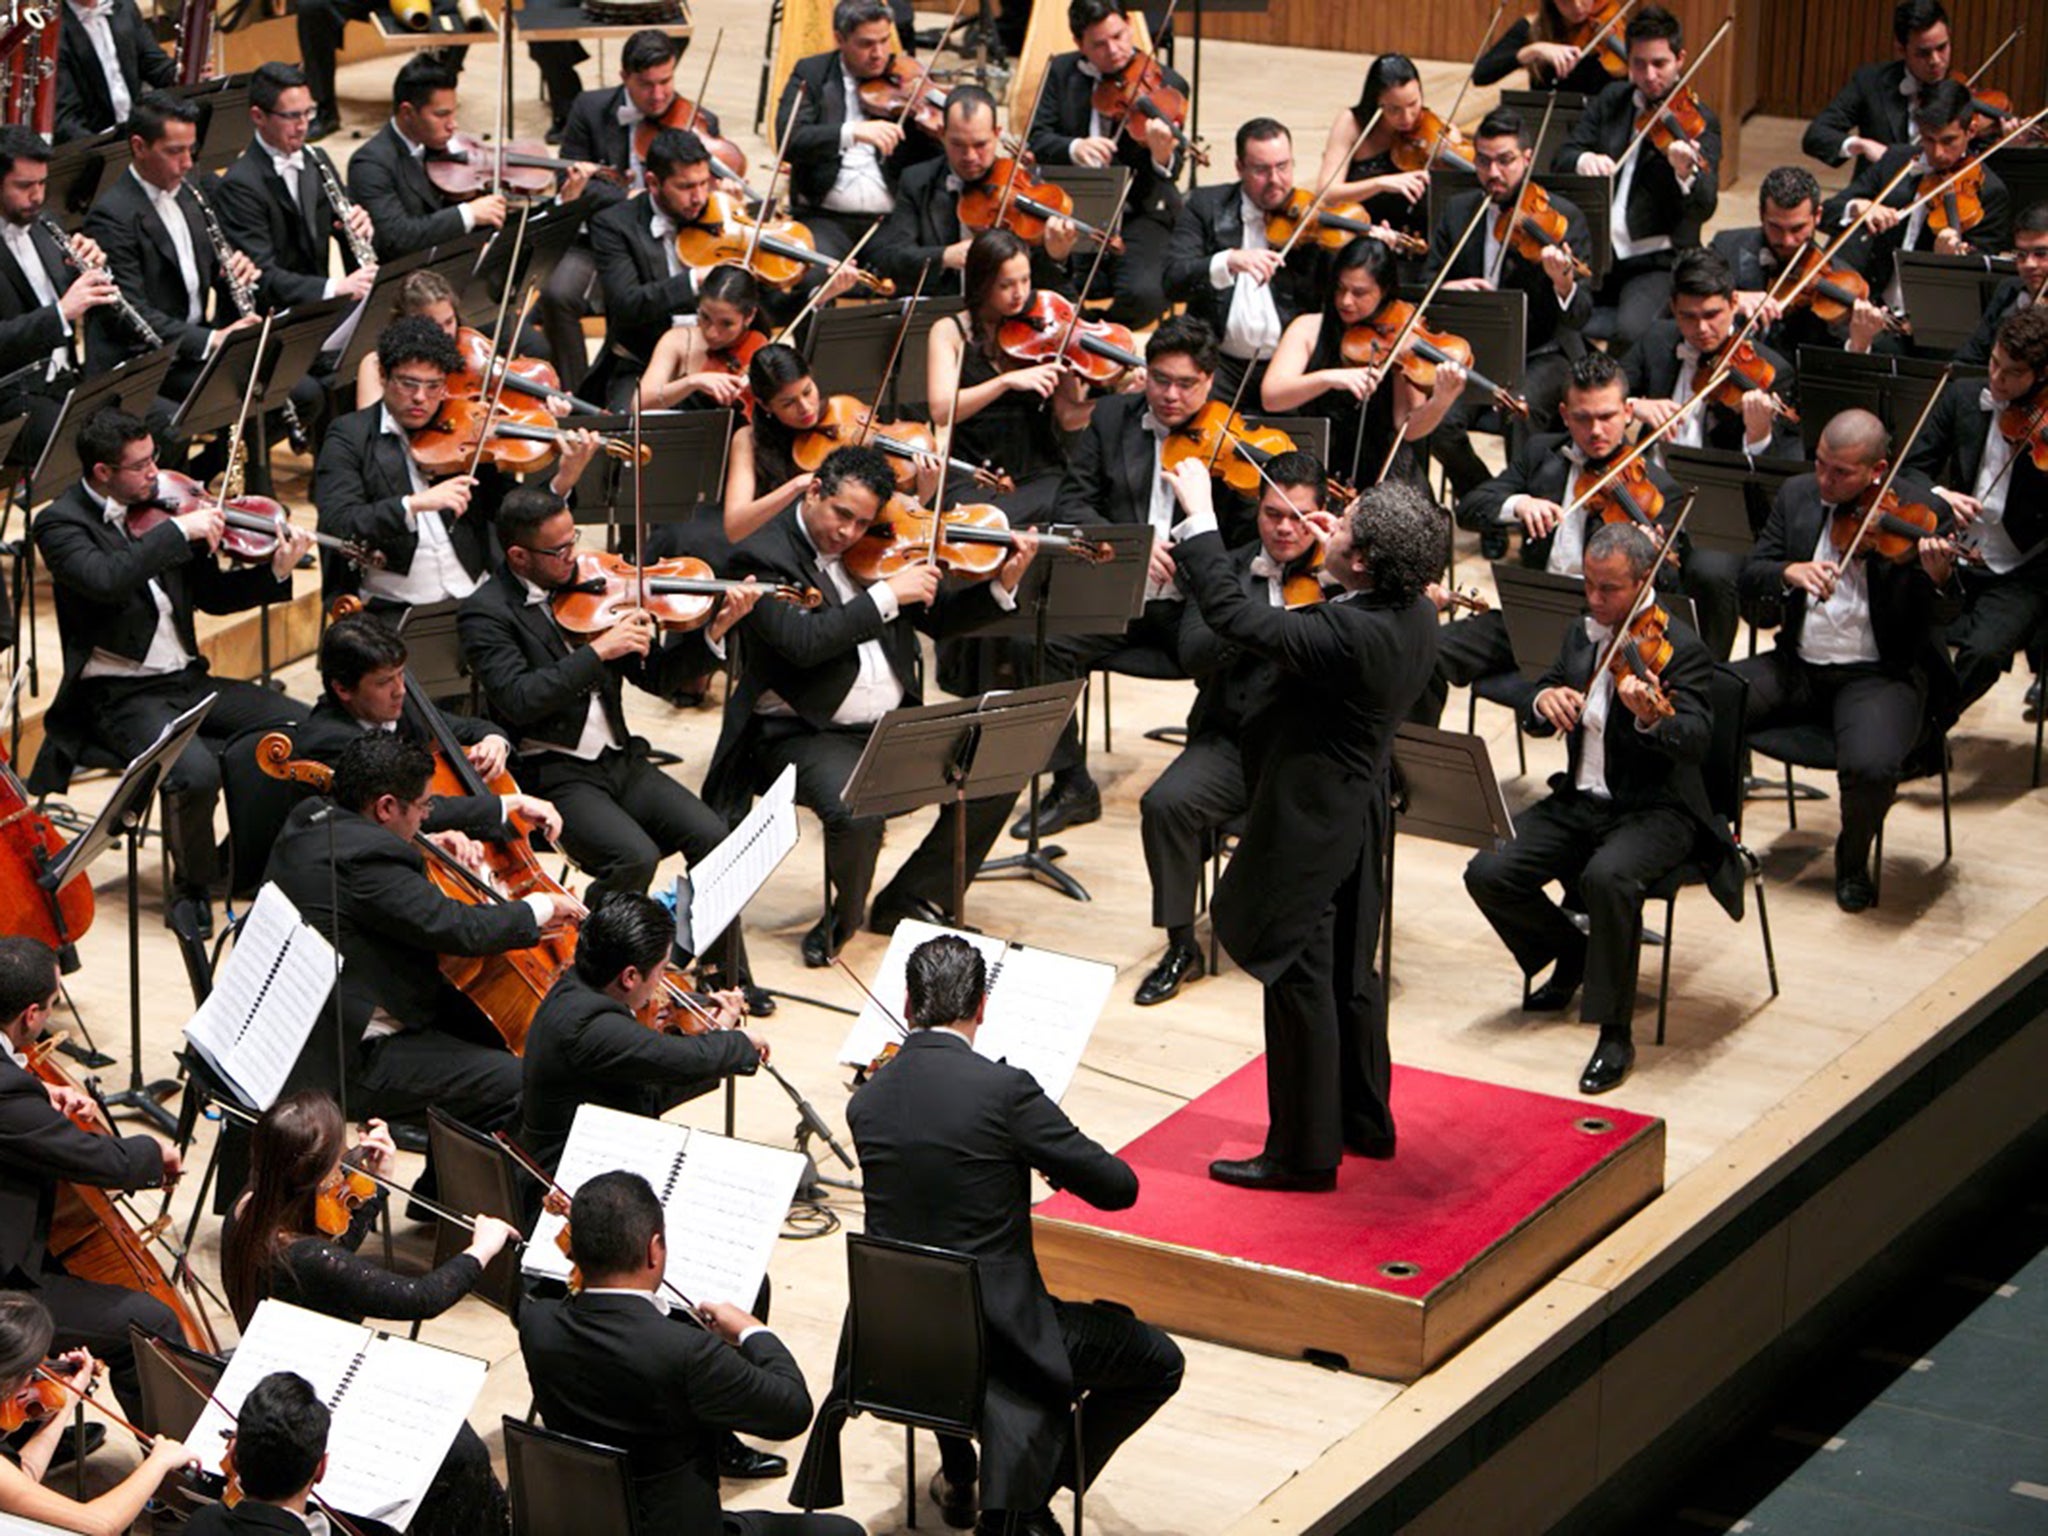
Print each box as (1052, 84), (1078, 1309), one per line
(168, 897), (213, 940)
(1344, 1133), (1397, 1159)
(1008, 778), (1101, 840)
(868, 889), (953, 935)
(930, 1468), (977, 1529)
(1208, 1154), (1336, 1192)
(977, 1510), (1065, 1536)
(1834, 835), (1876, 912)
(1134, 942), (1204, 1006)
(2026, 676), (2042, 721)
(1578, 1033), (1635, 1095)
(800, 914), (847, 969)
(740, 984), (775, 1018)
(1480, 528), (1510, 560)
(716, 1434), (787, 1479)
(307, 110), (340, 142)
(1524, 947), (1585, 1012)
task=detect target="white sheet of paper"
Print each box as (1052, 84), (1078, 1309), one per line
(182, 882), (339, 1109)
(680, 764), (798, 954)
(835, 919), (1114, 1102)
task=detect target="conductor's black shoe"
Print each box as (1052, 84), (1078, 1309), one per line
(1344, 1133), (1398, 1159)
(307, 110), (340, 142)
(800, 914), (848, 969)
(1578, 1033), (1635, 1095)
(930, 1469), (977, 1528)
(1834, 835), (1876, 912)
(1207, 1155), (1337, 1192)
(1009, 777), (1101, 840)
(716, 1434), (786, 1480)
(868, 889), (952, 936)
(44, 1423), (106, 1470)
(1524, 952), (1584, 1012)
(1134, 942), (1204, 1005)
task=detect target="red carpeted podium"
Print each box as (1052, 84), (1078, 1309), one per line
(1034, 1061), (1664, 1381)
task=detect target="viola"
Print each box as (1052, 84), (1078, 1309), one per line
(407, 397), (650, 478)
(791, 393), (1014, 495)
(957, 159), (1124, 253)
(856, 52), (952, 138)
(995, 289), (1144, 384)
(1572, 455), (1667, 532)
(1264, 187), (1426, 256)
(1558, 0), (1631, 78)
(1829, 483), (1967, 566)
(1634, 86), (1714, 173)
(631, 97), (749, 181)
(1340, 300), (1530, 418)
(1280, 543), (1327, 609)
(1779, 243), (1908, 335)
(1160, 401), (1300, 498)
(1390, 107), (1477, 175)
(128, 471), (382, 572)
(1995, 388), (2048, 471)
(673, 191), (893, 295)
(1491, 181), (1593, 280)
(1089, 53), (1210, 168)
(423, 131), (627, 200)
(1920, 159), (1986, 246)
(449, 326), (601, 417)
(842, 497), (1111, 585)
(1700, 337), (1798, 423)
(1607, 603), (1676, 721)
(0, 734), (93, 964)
(0, 1366), (69, 1432)
(550, 550), (820, 636)
(314, 1163), (377, 1238)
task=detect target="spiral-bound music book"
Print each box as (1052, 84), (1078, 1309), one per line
(189, 1301), (487, 1531)
(834, 919), (1115, 1103)
(521, 1104), (807, 1309)
(182, 882), (340, 1110)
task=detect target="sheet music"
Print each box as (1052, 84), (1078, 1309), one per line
(521, 1105), (805, 1308)
(835, 919), (1114, 1103)
(182, 882), (339, 1110)
(0, 1512), (79, 1534)
(188, 1302), (485, 1532)
(678, 765), (798, 955)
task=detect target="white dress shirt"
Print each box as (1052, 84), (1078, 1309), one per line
(1671, 341), (1773, 458)
(1797, 514), (1881, 665)
(822, 64), (894, 215)
(1246, 549), (1291, 607)
(645, 204), (697, 327)
(1481, 194), (1578, 310)
(1573, 617), (1619, 798)
(616, 95), (647, 181)
(67, 0), (131, 125)
(0, 221), (72, 378)
(358, 408), (482, 607)
(262, 140), (340, 300)
(78, 484), (196, 679)
(1074, 56), (1175, 178)
(1141, 412), (1180, 601)
(131, 169), (203, 324)
(1588, 90), (1694, 262)
(800, 513), (905, 725)
(1208, 194), (1283, 361)
(1953, 388), (2030, 574)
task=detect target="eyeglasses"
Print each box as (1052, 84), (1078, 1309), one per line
(115, 451), (161, 474)
(388, 374), (447, 397)
(1146, 370), (1206, 393)
(518, 538), (579, 561)
(263, 106), (317, 123)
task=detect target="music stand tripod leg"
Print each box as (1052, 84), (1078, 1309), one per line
(100, 824), (181, 1135)
(975, 585), (1091, 902)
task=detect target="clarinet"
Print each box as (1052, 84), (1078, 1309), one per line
(37, 216), (165, 351)
(184, 178), (307, 447)
(311, 148), (378, 272)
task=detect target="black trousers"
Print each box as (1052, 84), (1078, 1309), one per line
(354, 1010), (523, 1131)
(1263, 804), (1392, 1171)
(1949, 558), (2048, 710)
(1731, 651), (1927, 871)
(1418, 607), (1537, 728)
(1432, 349), (1573, 504)
(1101, 209), (1174, 330)
(525, 745), (730, 907)
(296, 0), (582, 119)
(728, 1513), (864, 1536)
(798, 207), (884, 262)
(84, 664), (303, 897)
(1463, 789), (1695, 1034)
(1682, 547), (1743, 660)
(752, 719), (1015, 930)
(1139, 732), (1244, 930)
(1590, 254), (1674, 361)
(34, 1265), (181, 1421)
(1039, 600), (1186, 778)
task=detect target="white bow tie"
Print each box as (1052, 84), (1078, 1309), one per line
(617, 100), (643, 126)
(1248, 551), (1282, 582)
(1585, 616), (1614, 643)
(1980, 387), (1998, 413)
(1676, 341), (1703, 367)
(275, 152), (305, 174)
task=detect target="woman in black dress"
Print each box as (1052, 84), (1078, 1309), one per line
(221, 1092), (519, 1536)
(1313, 55), (1444, 260)
(1474, 0), (1629, 96)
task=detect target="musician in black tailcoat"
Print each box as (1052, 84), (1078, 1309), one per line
(346, 57), (511, 264)
(53, 0), (172, 144)
(562, 29), (725, 193)
(587, 127), (716, 409)
(1800, 0), (1955, 169)
(1954, 201), (2046, 367)
(1464, 523), (1742, 1096)
(1711, 166), (1893, 361)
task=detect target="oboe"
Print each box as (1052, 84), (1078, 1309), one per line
(37, 216), (164, 351)
(183, 179), (306, 447)
(311, 148), (377, 271)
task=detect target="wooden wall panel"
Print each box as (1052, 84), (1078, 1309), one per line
(1750, 0), (2045, 117)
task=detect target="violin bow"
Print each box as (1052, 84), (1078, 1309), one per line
(682, 26), (720, 135)
(1435, 0), (1509, 170)
(993, 66), (1056, 236)
(1889, 105), (2048, 224)
(214, 307), (273, 507)
(1486, 90), (1560, 287)
(1198, 358), (1260, 478)
(462, 283), (540, 483)
(830, 955), (911, 1041)
(764, 218), (884, 349)
(1273, 106), (1381, 265)
(1963, 25), (2022, 90)
(1572, 0), (1639, 77)
(750, 82), (808, 265)
(1588, 490), (1694, 684)
(631, 384), (645, 613)
(1977, 389), (2048, 508)
(852, 265), (927, 449)
(1052, 175), (1135, 367)
(1612, 12), (1732, 177)
(1, 662), (24, 734)
(895, 0), (971, 131)
(1370, 194), (1491, 485)
(1834, 369), (1952, 567)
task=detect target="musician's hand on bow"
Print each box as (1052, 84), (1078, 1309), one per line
(1632, 395), (1682, 430)
(1226, 247), (1284, 284)
(706, 989), (748, 1030)
(740, 1028), (770, 1064)
(1578, 152), (1620, 178)
(1372, 169), (1431, 205)
(270, 524), (313, 581)
(996, 528), (1039, 594)
(427, 829), (489, 871)
(1443, 276), (1493, 292)
(465, 1215), (519, 1264)
(144, 1436), (199, 1476)
(467, 734), (512, 779)
(1936, 488), (1982, 527)
(851, 118), (905, 155)
(1326, 365), (1381, 401)
(1617, 672), (1668, 725)
(537, 890), (588, 929)
(1515, 497), (1564, 540)
(697, 1299), (761, 1344)
(1070, 134), (1117, 168)
(1044, 215), (1080, 262)
(175, 504), (226, 550)
(469, 193), (509, 230)
(1783, 558), (1839, 600)
(1005, 360), (1062, 399)
(542, 1187), (571, 1219)
(685, 370), (750, 407)
(592, 607), (658, 660)
(884, 563), (943, 609)
(1520, 40), (1582, 75)
(1853, 199), (1902, 233)
(707, 576), (764, 643)
(59, 267), (118, 322)
(355, 1118), (398, 1177)
(1733, 289), (1781, 325)
(1534, 685), (1584, 734)
(504, 792), (562, 841)
(412, 475), (476, 518)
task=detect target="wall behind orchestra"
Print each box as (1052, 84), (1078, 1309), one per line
(1748, 0), (2045, 118)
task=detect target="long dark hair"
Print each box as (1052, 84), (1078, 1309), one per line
(963, 228), (1032, 364)
(746, 342), (814, 478)
(1321, 236), (1397, 327)
(698, 263), (764, 330)
(0, 1292), (54, 1394)
(221, 1092), (347, 1328)
(1350, 53), (1420, 124)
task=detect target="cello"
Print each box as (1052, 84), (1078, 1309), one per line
(0, 670), (93, 969)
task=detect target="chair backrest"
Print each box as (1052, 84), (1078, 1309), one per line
(166, 899), (215, 1008)
(503, 1416), (638, 1536)
(426, 1107), (526, 1316)
(1703, 664), (1750, 827)
(128, 1325), (224, 1444)
(219, 725), (310, 900)
(845, 1233), (985, 1435)
(767, 0), (837, 145)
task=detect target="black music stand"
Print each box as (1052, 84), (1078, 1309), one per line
(561, 411), (732, 538)
(1791, 347), (1979, 456)
(1893, 250), (2016, 354)
(180, 74), (255, 178)
(40, 695), (216, 1134)
(43, 129), (128, 228)
(1988, 148), (2048, 235)
(469, 199), (593, 309)
(1492, 563), (1587, 679)
(803, 296), (964, 414)
(29, 348), (178, 505)
(975, 524), (1155, 902)
(1499, 88), (1589, 170)
(171, 299), (352, 439)
(1038, 166), (1132, 234)
(842, 681), (1084, 927)
(1384, 723), (1515, 983)
(395, 599), (475, 714)
(1415, 288), (1529, 394)
(333, 245), (464, 384)
(1662, 446), (1808, 557)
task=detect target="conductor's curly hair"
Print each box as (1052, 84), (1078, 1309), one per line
(1347, 481), (1445, 608)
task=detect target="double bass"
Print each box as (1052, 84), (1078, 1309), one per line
(0, 687), (93, 967)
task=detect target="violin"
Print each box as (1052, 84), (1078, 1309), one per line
(995, 289), (1144, 384)
(957, 158), (1124, 252)
(708, 328), (766, 418)
(841, 497), (1112, 585)
(1341, 299), (1530, 418)
(549, 550), (820, 636)
(0, 729), (93, 965)
(1558, 0), (1631, 78)
(406, 397), (650, 478)
(856, 52), (952, 138)
(1607, 603), (1676, 721)
(1779, 243), (1908, 335)
(423, 131), (627, 200)
(674, 190), (893, 295)
(1160, 401), (1300, 498)
(1634, 86), (1714, 173)
(129, 471), (383, 571)
(314, 1162), (378, 1238)
(631, 97), (749, 181)
(1920, 159), (1986, 246)
(1491, 182), (1592, 280)
(1830, 483), (1969, 566)
(448, 326), (601, 417)
(1390, 108), (1477, 175)
(1089, 52), (1210, 168)
(0, 1365), (70, 1432)
(1264, 187), (1426, 256)
(1700, 337), (1798, 424)
(1995, 387), (2048, 472)
(1280, 543), (1328, 609)
(1572, 455), (1667, 532)
(791, 393), (1014, 494)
